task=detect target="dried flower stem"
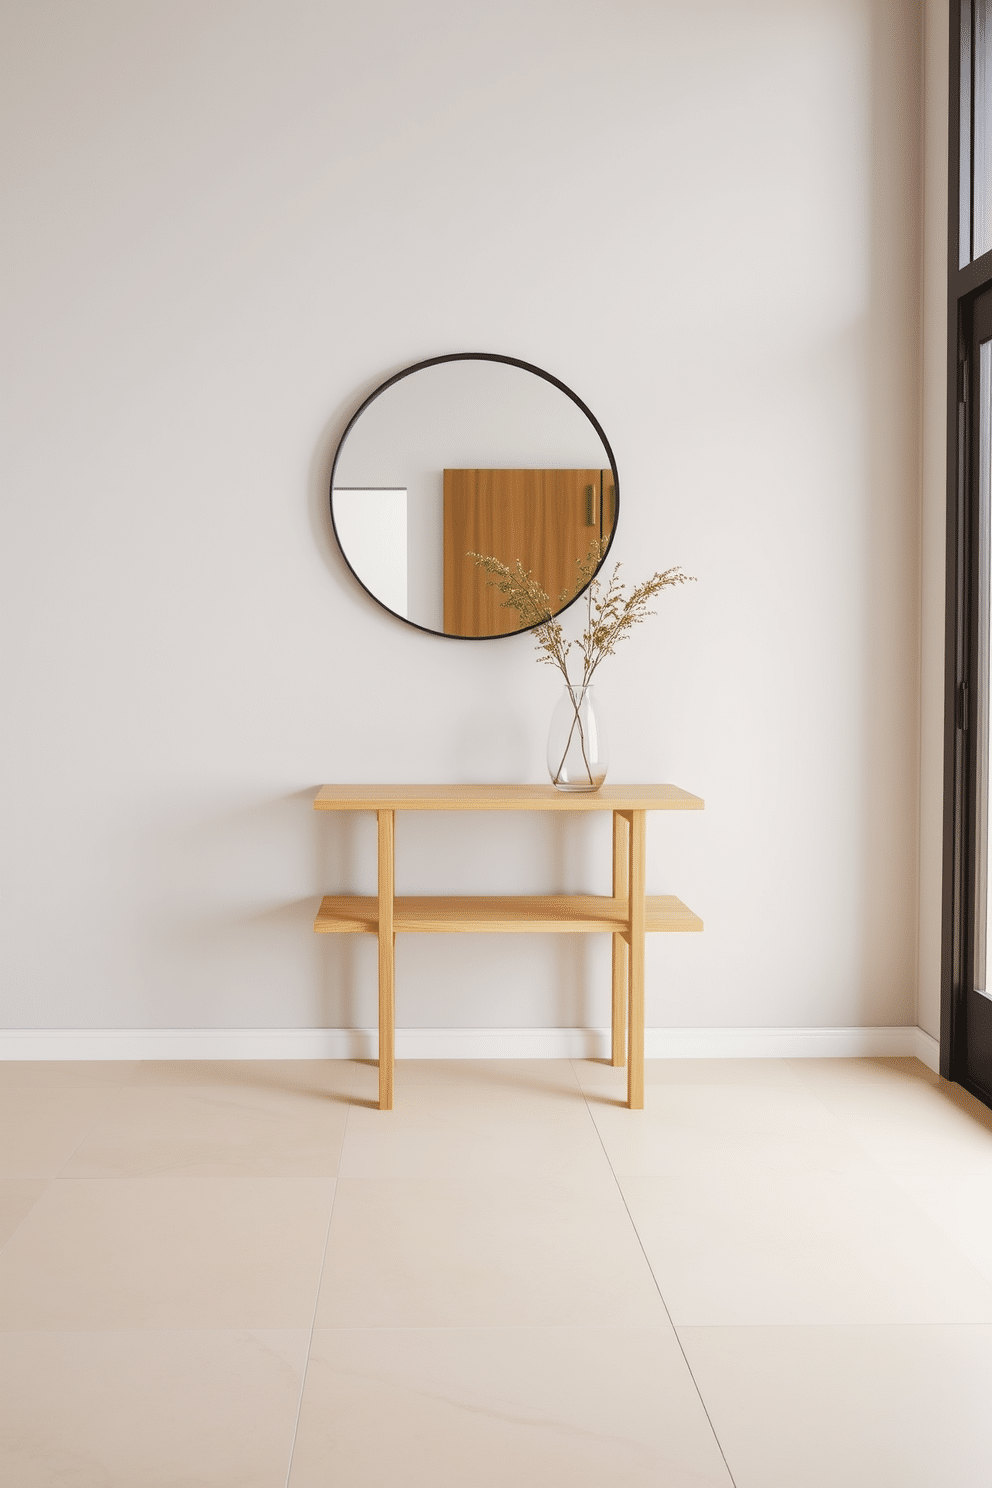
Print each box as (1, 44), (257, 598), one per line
(470, 542), (695, 785)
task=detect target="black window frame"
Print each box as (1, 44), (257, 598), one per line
(942, 0), (992, 1095)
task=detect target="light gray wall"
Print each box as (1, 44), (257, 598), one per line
(0, 0), (923, 1035)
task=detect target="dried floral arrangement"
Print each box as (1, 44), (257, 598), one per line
(470, 541), (694, 786)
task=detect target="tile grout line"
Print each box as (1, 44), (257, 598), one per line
(46, 1076), (133, 1185)
(0, 1060), (115, 1253)
(568, 1059), (740, 1488)
(0, 1180), (53, 1260)
(282, 1058), (360, 1488)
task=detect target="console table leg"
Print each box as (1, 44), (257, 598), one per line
(611, 812), (629, 1067)
(627, 810), (646, 1110)
(377, 809), (395, 1111)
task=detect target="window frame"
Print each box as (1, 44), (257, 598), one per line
(942, 0), (992, 1092)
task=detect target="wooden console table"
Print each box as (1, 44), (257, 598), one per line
(312, 784), (704, 1110)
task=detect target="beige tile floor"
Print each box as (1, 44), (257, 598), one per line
(1, 1055), (992, 1485)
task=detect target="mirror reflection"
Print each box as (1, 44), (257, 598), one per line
(330, 356), (618, 638)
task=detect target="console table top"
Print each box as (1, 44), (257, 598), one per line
(313, 783), (703, 812)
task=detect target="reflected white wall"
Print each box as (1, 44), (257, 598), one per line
(333, 488), (408, 619)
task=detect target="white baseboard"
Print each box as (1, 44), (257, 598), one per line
(913, 1027), (941, 1073)
(0, 1024), (942, 1067)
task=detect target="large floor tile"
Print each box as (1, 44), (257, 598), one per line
(586, 1081), (869, 1178)
(680, 1324), (992, 1488)
(786, 1055), (941, 1090)
(289, 1326), (733, 1488)
(0, 1176), (334, 1329)
(341, 1059), (609, 1178)
(789, 1060), (992, 1175)
(0, 1178), (48, 1250)
(885, 1164), (992, 1286)
(353, 1058), (587, 1103)
(0, 1086), (120, 1178)
(620, 1165), (992, 1326)
(0, 1061), (139, 1089)
(572, 1057), (802, 1094)
(316, 1171), (668, 1328)
(62, 1078), (350, 1178)
(129, 1057), (359, 1095)
(0, 1329), (306, 1487)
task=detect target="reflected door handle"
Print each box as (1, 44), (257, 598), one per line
(585, 485), (597, 526)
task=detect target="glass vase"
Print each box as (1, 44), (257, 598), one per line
(547, 684), (608, 791)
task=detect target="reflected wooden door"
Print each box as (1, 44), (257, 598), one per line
(443, 468), (613, 637)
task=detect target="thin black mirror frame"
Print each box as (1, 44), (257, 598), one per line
(328, 351), (621, 640)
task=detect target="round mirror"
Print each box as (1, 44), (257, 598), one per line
(330, 353), (619, 638)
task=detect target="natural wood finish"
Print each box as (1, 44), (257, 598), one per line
(611, 812), (630, 1068)
(442, 469), (610, 637)
(313, 784), (703, 1111)
(377, 810), (395, 1111)
(314, 893), (703, 936)
(314, 783), (704, 813)
(602, 472), (617, 544)
(626, 811), (647, 1110)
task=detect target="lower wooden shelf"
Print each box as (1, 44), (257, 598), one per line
(314, 893), (703, 936)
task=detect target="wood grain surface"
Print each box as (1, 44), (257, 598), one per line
(313, 783), (704, 812)
(313, 893), (703, 935)
(442, 468), (611, 637)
